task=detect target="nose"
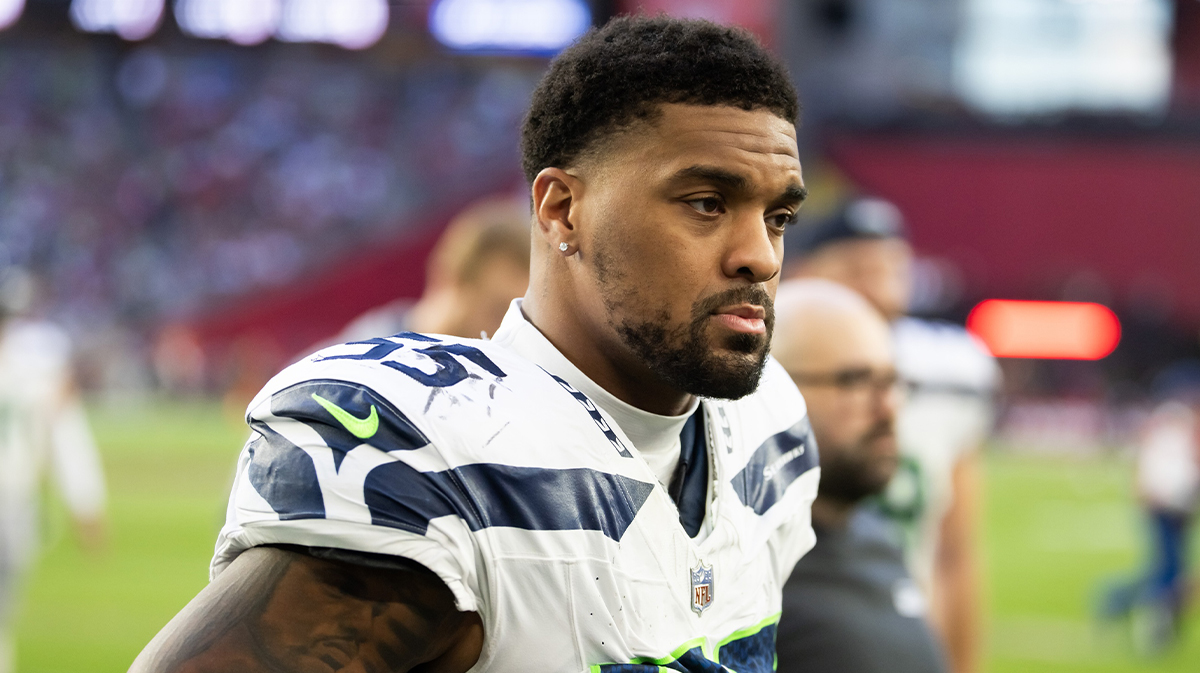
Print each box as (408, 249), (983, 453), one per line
(721, 211), (780, 284)
(875, 380), (901, 421)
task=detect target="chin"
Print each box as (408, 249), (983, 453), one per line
(684, 349), (770, 400)
(614, 312), (770, 400)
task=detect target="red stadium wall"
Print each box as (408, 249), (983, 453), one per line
(186, 213), (447, 379)
(827, 132), (1200, 324)
(616, 0), (780, 47)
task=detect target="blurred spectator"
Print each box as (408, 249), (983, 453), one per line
(0, 268), (106, 673)
(787, 196), (999, 673)
(772, 278), (948, 673)
(151, 323), (206, 394)
(1099, 360), (1200, 655)
(338, 195), (531, 341)
(0, 38), (540, 393)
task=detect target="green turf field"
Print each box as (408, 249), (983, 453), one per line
(11, 400), (1200, 672)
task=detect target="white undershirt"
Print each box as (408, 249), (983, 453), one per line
(491, 299), (698, 487)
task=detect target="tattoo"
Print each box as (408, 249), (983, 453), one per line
(130, 546), (481, 673)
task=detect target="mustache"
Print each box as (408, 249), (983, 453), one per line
(691, 285), (775, 324)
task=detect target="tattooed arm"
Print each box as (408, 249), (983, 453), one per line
(130, 546), (483, 673)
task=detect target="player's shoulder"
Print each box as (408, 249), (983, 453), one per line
(2, 318), (72, 365)
(893, 317), (998, 389)
(247, 331), (590, 460)
(5, 318), (70, 347)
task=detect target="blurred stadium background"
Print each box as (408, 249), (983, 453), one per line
(2, 0), (1200, 670)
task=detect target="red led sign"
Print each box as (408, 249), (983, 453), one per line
(967, 299), (1121, 360)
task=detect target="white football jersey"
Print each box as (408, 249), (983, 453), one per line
(0, 319), (105, 573)
(213, 307), (819, 672)
(1136, 402), (1199, 514)
(884, 317), (999, 590)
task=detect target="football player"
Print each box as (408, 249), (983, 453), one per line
(132, 16), (817, 673)
(787, 197), (999, 673)
(0, 269), (106, 673)
(771, 279), (947, 673)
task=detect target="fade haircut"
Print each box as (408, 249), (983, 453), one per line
(520, 15), (799, 183)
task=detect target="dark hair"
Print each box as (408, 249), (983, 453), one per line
(520, 15), (799, 183)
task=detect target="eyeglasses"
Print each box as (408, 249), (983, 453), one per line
(787, 367), (907, 399)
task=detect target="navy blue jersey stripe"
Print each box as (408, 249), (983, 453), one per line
(670, 407), (708, 538)
(247, 421), (327, 520)
(717, 623), (777, 672)
(731, 418), (819, 515)
(364, 462), (654, 542)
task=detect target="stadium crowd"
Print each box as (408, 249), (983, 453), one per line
(0, 37), (539, 390)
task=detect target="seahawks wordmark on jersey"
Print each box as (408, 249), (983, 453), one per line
(213, 305), (819, 673)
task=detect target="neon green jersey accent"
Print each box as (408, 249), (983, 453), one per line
(311, 392), (379, 440)
(590, 616), (778, 672)
(589, 636), (707, 672)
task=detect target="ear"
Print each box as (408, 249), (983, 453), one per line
(531, 167), (580, 252)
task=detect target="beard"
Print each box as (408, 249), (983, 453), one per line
(816, 418), (898, 505)
(609, 285), (775, 400)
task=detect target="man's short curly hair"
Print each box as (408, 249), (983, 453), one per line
(520, 15), (799, 183)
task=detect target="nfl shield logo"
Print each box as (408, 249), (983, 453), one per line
(690, 561), (714, 615)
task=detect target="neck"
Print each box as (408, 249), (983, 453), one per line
(521, 292), (695, 417)
(810, 496), (856, 530)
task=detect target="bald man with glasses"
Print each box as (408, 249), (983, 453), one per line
(771, 279), (948, 673)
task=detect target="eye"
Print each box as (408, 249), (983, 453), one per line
(768, 211), (797, 229)
(833, 369), (873, 389)
(686, 197), (724, 215)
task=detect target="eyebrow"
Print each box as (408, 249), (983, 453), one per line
(671, 164), (808, 207)
(672, 165), (749, 192)
(781, 184), (809, 207)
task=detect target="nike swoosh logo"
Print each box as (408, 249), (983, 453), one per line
(311, 393), (379, 440)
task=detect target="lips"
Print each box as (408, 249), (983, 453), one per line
(711, 304), (767, 334)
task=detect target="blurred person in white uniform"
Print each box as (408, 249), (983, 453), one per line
(337, 196), (531, 343)
(1100, 361), (1200, 654)
(786, 197), (999, 673)
(0, 269), (107, 673)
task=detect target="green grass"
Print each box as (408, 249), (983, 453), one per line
(11, 400), (1200, 672)
(14, 400), (247, 673)
(984, 452), (1200, 672)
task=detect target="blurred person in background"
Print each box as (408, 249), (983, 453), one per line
(0, 268), (106, 673)
(1099, 360), (1200, 655)
(772, 279), (948, 673)
(338, 196), (531, 342)
(787, 196), (999, 673)
(239, 198), (530, 418)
